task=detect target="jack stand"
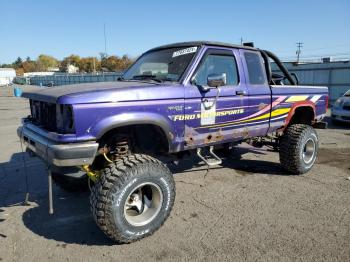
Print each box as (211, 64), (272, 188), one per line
(23, 193), (30, 206)
(48, 168), (54, 215)
(20, 133), (30, 206)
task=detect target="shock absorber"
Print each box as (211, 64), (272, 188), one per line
(98, 135), (131, 163)
(115, 139), (129, 157)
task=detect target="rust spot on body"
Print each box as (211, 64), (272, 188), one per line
(215, 129), (224, 141)
(204, 134), (213, 143)
(204, 129), (224, 144)
(185, 135), (194, 146)
(242, 128), (249, 138)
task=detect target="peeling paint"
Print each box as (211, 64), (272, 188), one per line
(243, 128), (249, 139)
(258, 103), (268, 110)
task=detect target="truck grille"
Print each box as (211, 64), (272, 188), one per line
(29, 100), (57, 132)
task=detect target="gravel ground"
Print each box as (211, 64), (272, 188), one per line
(0, 85), (349, 261)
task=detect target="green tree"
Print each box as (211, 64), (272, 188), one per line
(15, 67), (24, 76)
(0, 63), (13, 68)
(22, 60), (37, 72)
(36, 54), (59, 71)
(121, 55), (133, 70)
(13, 57), (23, 69)
(101, 55), (134, 72)
(101, 55), (119, 71)
(60, 54), (81, 71)
(79, 57), (101, 73)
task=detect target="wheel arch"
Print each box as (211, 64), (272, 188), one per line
(284, 101), (316, 128)
(94, 113), (175, 153)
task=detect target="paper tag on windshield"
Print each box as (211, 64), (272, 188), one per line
(172, 46), (197, 58)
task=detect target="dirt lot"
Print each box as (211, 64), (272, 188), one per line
(0, 86), (349, 261)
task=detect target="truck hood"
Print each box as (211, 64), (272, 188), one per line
(22, 81), (180, 104)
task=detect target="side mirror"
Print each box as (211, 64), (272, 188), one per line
(207, 73), (226, 88)
(290, 72), (299, 85)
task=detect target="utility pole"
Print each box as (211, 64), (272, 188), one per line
(104, 23), (107, 57)
(296, 42), (303, 63)
(240, 37), (243, 45)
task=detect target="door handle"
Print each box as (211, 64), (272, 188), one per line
(236, 90), (247, 96)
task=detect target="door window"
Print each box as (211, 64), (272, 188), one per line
(244, 52), (267, 85)
(193, 54), (239, 86)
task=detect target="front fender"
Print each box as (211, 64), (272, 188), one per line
(91, 112), (178, 151)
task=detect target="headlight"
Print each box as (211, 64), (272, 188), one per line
(333, 98), (342, 109)
(56, 104), (75, 134)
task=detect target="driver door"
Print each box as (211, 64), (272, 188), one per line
(184, 48), (249, 148)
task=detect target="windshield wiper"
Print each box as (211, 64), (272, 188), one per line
(132, 74), (163, 83)
(160, 77), (175, 82)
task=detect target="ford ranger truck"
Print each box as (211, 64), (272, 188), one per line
(18, 41), (328, 243)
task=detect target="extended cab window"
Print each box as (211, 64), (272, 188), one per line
(193, 54), (238, 86)
(244, 52), (267, 85)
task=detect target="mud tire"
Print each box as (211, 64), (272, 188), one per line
(90, 154), (175, 243)
(279, 124), (318, 174)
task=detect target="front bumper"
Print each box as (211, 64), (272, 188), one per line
(17, 126), (99, 166)
(331, 108), (350, 123)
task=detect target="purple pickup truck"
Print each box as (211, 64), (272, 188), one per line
(18, 41), (328, 243)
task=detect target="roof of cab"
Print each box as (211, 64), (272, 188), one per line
(148, 41), (259, 52)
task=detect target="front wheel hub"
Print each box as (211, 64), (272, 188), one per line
(123, 182), (163, 226)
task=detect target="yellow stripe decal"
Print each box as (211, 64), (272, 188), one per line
(195, 108), (291, 129)
(248, 108), (290, 122)
(285, 95), (308, 103)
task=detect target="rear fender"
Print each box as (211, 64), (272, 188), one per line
(283, 101), (316, 129)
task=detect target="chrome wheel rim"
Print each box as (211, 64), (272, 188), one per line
(123, 182), (163, 227)
(302, 138), (316, 164)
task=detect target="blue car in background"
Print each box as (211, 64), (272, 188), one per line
(331, 89), (350, 123)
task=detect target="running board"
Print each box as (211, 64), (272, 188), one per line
(197, 146), (222, 166)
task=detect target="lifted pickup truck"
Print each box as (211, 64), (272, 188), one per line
(18, 41), (328, 243)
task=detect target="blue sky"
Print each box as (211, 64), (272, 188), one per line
(0, 0), (349, 63)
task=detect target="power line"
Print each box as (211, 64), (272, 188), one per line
(280, 55), (350, 62)
(280, 51), (350, 59)
(272, 42), (350, 54)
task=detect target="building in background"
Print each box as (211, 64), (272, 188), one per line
(272, 60), (350, 105)
(67, 64), (79, 74)
(23, 72), (55, 77)
(47, 67), (60, 72)
(0, 68), (16, 86)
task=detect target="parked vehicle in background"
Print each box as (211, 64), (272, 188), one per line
(0, 68), (16, 86)
(17, 41), (328, 244)
(331, 89), (350, 123)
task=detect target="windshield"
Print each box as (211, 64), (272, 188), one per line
(122, 46), (198, 82)
(344, 89), (350, 97)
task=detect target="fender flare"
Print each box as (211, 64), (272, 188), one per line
(92, 112), (176, 151)
(284, 101), (316, 128)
